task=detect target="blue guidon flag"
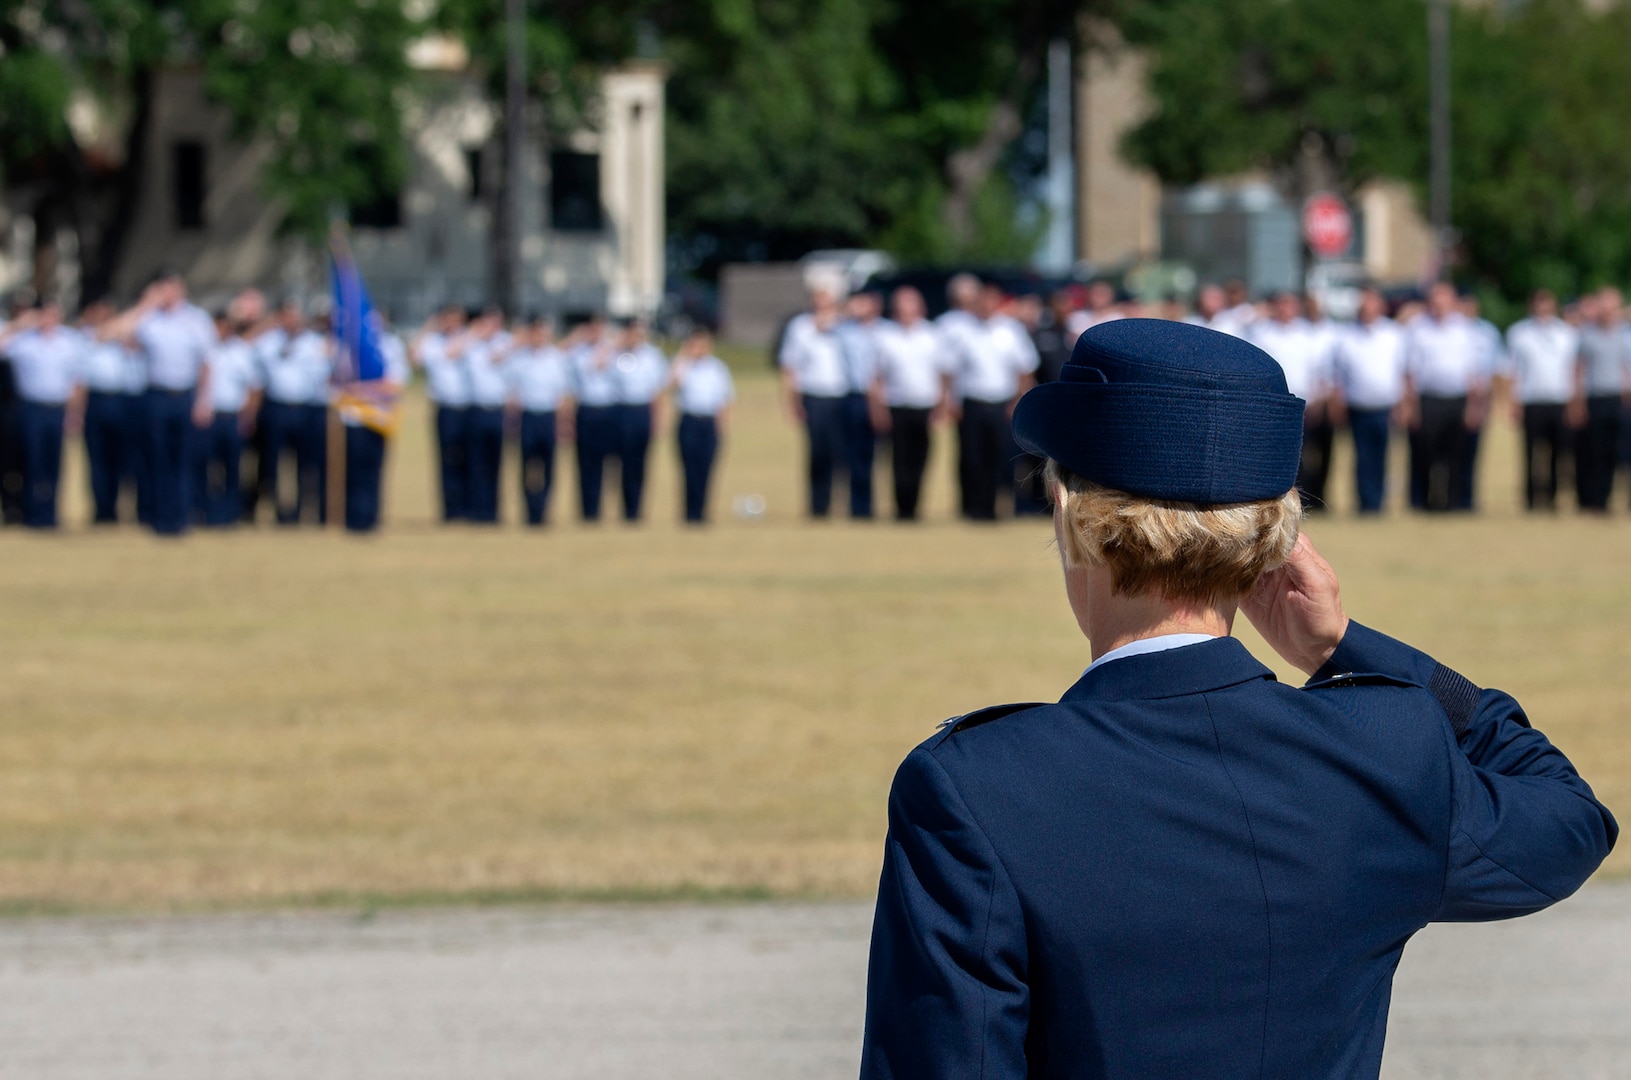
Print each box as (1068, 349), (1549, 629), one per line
(330, 244), (387, 383)
(329, 233), (401, 436)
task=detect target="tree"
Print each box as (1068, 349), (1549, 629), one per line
(432, 0), (645, 309)
(0, 1), (416, 300)
(1119, 0), (1442, 203)
(1119, 0), (1631, 307)
(656, 0), (1109, 274)
(1451, 0), (1631, 303)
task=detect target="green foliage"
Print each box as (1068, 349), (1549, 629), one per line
(659, 0), (1097, 271)
(0, 47), (72, 167)
(433, 0), (642, 136)
(2, 0), (1100, 282)
(0, 1), (418, 240)
(662, 0), (904, 251)
(1122, 0), (1631, 303)
(1120, 0), (1431, 193)
(192, 0), (417, 236)
(1453, 0), (1631, 301)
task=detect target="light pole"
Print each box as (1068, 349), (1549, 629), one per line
(500, 0), (526, 314)
(1427, 0), (1452, 281)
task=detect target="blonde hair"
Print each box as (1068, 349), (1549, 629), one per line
(1045, 460), (1301, 606)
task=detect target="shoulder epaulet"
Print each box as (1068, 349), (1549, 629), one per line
(1302, 671), (1419, 692)
(936, 701), (1047, 734)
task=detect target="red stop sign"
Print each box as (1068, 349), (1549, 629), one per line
(1303, 193), (1353, 259)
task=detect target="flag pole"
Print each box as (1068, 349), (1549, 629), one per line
(326, 223), (349, 529)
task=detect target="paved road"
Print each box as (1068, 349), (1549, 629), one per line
(0, 885), (1626, 1079)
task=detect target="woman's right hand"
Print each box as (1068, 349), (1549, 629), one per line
(1241, 533), (1350, 676)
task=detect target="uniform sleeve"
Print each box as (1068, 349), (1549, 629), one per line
(861, 746), (1029, 1080)
(1499, 326), (1520, 380)
(1312, 622), (1617, 921)
(777, 318), (803, 372)
(935, 320), (963, 375)
(1013, 323), (1040, 375)
(1401, 327), (1422, 381)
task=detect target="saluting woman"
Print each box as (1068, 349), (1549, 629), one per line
(860, 319), (1617, 1079)
(667, 326), (734, 525)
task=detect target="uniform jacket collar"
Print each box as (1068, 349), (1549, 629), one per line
(1061, 635), (1277, 702)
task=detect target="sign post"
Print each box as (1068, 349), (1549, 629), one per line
(1302, 193), (1354, 261)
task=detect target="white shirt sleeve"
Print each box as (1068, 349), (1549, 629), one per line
(778, 317), (805, 373)
(1012, 322), (1040, 375)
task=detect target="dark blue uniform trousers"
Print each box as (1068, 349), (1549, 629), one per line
(1348, 406), (1392, 514)
(843, 391), (875, 519)
(434, 405), (469, 522)
(0, 394), (22, 526)
(518, 410), (557, 526)
(19, 401), (66, 529)
(1576, 395), (1621, 511)
(299, 404), (329, 525)
(464, 405), (505, 524)
(262, 401), (325, 525)
(144, 389), (195, 535)
(259, 400), (300, 522)
(618, 403), (652, 521)
(802, 393), (847, 518)
(344, 424), (387, 532)
(887, 406), (933, 521)
(195, 412), (244, 527)
(957, 397), (1008, 521)
(575, 404), (620, 521)
(83, 391), (141, 524)
(677, 413), (719, 523)
(862, 625), (1617, 1079)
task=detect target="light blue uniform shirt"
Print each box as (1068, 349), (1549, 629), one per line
(417, 332), (471, 407)
(208, 336), (263, 413)
(838, 319), (880, 394)
(79, 338), (143, 395)
(381, 334), (410, 386)
(136, 304), (216, 391)
(570, 344), (623, 407)
(614, 343), (669, 405)
(506, 346), (570, 412)
(1082, 633), (1219, 676)
(3, 327), (83, 404)
(674, 355), (735, 417)
(257, 329), (333, 405)
(464, 333), (513, 408)
(778, 313), (849, 398)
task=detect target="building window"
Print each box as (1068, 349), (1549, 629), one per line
(465, 146), (484, 204)
(350, 188), (404, 230)
(173, 141), (206, 231)
(549, 150), (603, 233)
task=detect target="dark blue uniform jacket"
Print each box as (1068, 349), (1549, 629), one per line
(861, 623), (1617, 1079)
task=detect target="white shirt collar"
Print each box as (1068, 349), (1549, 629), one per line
(1083, 633), (1221, 676)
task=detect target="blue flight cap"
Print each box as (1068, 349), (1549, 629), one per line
(1012, 318), (1305, 504)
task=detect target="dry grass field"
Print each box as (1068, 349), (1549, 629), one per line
(1, 358), (1628, 913)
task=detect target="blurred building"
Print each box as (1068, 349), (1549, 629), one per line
(1075, 29), (1433, 296)
(103, 41), (665, 320)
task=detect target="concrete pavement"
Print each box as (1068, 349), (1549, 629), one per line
(0, 884), (1626, 1079)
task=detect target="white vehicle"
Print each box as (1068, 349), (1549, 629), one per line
(799, 250), (898, 297)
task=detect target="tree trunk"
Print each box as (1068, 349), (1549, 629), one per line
(941, 50), (1045, 252)
(941, 99), (1026, 252)
(31, 199), (59, 300)
(80, 66), (155, 302)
